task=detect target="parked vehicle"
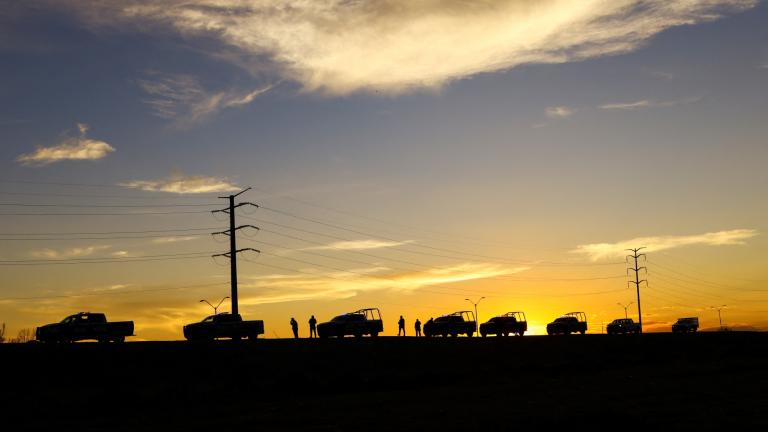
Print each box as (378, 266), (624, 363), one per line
(36, 312), (134, 343)
(479, 312), (527, 337)
(423, 311), (476, 337)
(317, 308), (383, 338)
(183, 313), (264, 341)
(546, 312), (587, 335)
(672, 317), (699, 333)
(606, 318), (641, 335)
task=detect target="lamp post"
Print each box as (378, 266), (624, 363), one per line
(200, 296), (230, 315)
(465, 297), (485, 336)
(617, 302), (634, 319)
(710, 305), (727, 331)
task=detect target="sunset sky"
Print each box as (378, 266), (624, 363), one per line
(1, 0), (766, 340)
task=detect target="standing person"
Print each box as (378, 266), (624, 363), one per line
(398, 315), (406, 336)
(415, 318), (422, 337)
(309, 315), (317, 338)
(290, 317), (299, 339)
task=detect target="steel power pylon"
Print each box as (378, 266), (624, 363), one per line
(626, 247), (647, 333)
(212, 187), (259, 315)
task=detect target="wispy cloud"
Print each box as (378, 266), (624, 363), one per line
(573, 229), (758, 261)
(139, 72), (273, 126)
(238, 263), (529, 305)
(546, 106), (574, 119)
(151, 236), (199, 244)
(599, 96), (701, 110)
(16, 123), (115, 166)
(58, 0), (756, 95)
(307, 239), (412, 251)
(31, 245), (111, 259)
(120, 173), (239, 194)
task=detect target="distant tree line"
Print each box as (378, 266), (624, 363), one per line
(0, 323), (36, 343)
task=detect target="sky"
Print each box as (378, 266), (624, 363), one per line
(0, 0), (767, 340)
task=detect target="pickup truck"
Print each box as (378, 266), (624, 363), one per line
(317, 308), (383, 338)
(672, 317), (699, 333)
(479, 311), (527, 337)
(183, 313), (264, 341)
(423, 311), (476, 337)
(546, 312), (587, 335)
(36, 312), (134, 343)
(606, 318), (641, 335)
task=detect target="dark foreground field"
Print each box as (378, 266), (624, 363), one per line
(2, 333), (766, 431)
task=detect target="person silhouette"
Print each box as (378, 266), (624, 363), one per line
(398, 315), (406, 336)
(309, 315), (317, 338)
(415, 318), (422, 337)
(290, 317), (299, 339)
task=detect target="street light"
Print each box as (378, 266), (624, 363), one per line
(465, 297), (485, 336)
(710, 305), (727, 331)
(617, 302), (634, 319)
(200, 296), (230, 315)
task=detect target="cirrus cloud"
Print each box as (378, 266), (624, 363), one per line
(239, 262), (529, 305)
(573, 229), (758, 261)
(16, 123), (115, 166)
(49, 0), (756, 95)
(120, 173), (239, 194)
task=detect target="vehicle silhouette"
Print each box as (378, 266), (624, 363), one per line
(546, 312), (587, 335)
(183, 313), (264, 341)
(672, 317), (699, 333)
(479, 311), (527, 337)
(36, 312), (134, 343)
(317, 308), (383, 338)
(606, 318), (640, 335)
(423, 311), (476, 337)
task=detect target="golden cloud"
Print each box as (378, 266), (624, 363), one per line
(238, 262), (529, 305)
(59, 0), (756, 94)
(17, 123), (115, 166)
(573, 229), (758, 261)
(120, 173), (239, 194)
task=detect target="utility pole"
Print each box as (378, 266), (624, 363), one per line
(617, 301), (634, 319)
(626, 247), (647, 333)
(465, 297), (485, 336)
(711, 305), (727, 331)
(212, 187), (259, 316)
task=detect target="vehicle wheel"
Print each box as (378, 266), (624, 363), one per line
(371, 331), (379, 337)
(114, 336), (125, 343)
(547, 330), (552, 336)
(451, 332), (458, 338)
(441, 332), (447, 337)
(481, 332), (486, 338)
(580, 330), (586, 335)
(354, 332), (362, 338)
(249, 334), (259, 340)
(98, 338), (107, 344)
(518, 331), (525, 336)
(467, 332), (473, 337)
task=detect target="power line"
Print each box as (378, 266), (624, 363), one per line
(0, 191), (218, 200)
(0, 210), (212, 216)
(0, 251), (214, 264)
(244, 214), (621, 268)
(0, 203), (219, 208)
(251, 186), (528, 249)
(0, 234), (207, 241)
(0, 282), (229, 301)
(0, 227), (222, 236)
(0, 256), (212, 266)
